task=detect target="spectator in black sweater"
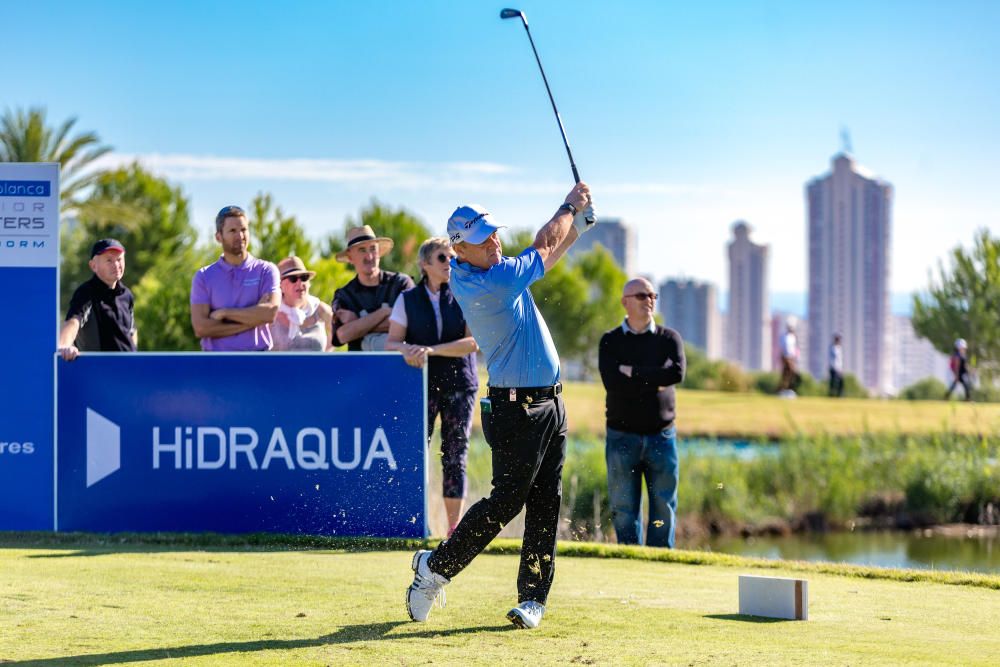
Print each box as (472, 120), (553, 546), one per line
(598, 277), (685, 547)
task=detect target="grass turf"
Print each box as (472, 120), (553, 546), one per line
(523, 381), (1000, 439)
(2, 534), (999, 666)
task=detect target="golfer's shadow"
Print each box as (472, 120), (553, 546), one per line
(4, 621), (516, 666)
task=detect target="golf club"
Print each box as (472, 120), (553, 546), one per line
(500, 8), (594, 223)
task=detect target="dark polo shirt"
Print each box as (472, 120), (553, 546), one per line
(331, 270), (415, 351)
(65, 275), (137, 352)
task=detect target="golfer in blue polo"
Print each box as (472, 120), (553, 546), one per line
(405, 181), (594, 629)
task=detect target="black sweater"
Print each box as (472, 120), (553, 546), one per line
(598, 324), (685, 434)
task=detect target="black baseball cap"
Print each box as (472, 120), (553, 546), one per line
(91, 238), (126, 258)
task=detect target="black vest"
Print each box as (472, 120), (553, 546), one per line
(402, 279), (477, 392)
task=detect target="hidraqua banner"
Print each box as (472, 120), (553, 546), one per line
(0, 162), (58, 530)
(56, 353), (427, 537)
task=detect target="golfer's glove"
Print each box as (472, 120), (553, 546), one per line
(572, 205), (596, 235)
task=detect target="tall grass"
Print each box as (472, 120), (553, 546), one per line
(426, 432), (1000, 539)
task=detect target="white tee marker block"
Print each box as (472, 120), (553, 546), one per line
(738, 575), (808, 620)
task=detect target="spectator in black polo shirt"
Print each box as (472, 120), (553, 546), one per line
(58, 238), (137, 361)
(598, 277), (685, 548)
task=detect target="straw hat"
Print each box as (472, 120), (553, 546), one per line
(335, 225), (394, 262)
(277, 255), (316, 280)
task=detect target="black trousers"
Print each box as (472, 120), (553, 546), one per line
(946, 374), (972, 400)
(429, 393), (568, 605)
(828, 369), (844, 397)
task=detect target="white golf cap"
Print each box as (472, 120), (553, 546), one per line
(447, 204), (505, 245)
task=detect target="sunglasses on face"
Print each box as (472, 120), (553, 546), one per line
(626, 292), (658, 302)
(436, 253), (454, 263)
(285, 275), (310, 284)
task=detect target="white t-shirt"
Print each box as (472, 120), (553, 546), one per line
(829, 343), (843, 372)
(780, 331), (798, 359)
(390, 285), (443, 339)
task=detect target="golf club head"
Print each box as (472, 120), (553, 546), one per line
(500, 8), (526, 23)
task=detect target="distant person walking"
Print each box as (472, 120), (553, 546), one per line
(190, 205), (280, 351)
(945, 338), (973, 401)
(828, 333), (844, 397)
(58, 238), (137, 361)
(386, 238), (479, 537)
(778, 318), (800, 397)
(598, 277), (685, 548)
(405, 181), (594, 630)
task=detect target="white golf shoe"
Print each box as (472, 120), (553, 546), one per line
(507, 600), (545, 629)
(406, 550), (449, 622)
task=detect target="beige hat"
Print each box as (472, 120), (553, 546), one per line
(277, 255), (316, 280)
(335, 225), (394, 262)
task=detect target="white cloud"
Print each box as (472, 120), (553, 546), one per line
(91, 152), (735, 200)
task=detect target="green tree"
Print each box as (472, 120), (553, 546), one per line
(912, 229), (1000, 383)
(0, 106), (111, 210)
(248, 192), (315, 264)
(133, 244), (216, 351)
(62, 164), (195, 309)
(340, 200), (432, 279)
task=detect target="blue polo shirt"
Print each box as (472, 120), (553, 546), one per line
(450, 247), (560, 388)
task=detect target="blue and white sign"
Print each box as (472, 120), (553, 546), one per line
(57, 353), (428, 537)
(0, 163), (59, 267)
(0, 162), (58, 530)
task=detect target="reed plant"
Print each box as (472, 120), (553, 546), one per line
(429, 432), (1000, 539)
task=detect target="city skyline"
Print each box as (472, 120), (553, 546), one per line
(727, 222), (771, 371)
(5, 1), (997, 295)
(806, 153), (892, 391)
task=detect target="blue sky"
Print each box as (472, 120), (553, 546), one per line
(8, 0), (999, 296)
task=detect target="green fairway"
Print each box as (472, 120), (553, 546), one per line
(2, 536), (999, 666)
(512, 381), (1000, 438)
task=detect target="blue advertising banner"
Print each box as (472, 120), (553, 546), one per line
(0, 162), (59, 530)
(56, 353), (427, 537)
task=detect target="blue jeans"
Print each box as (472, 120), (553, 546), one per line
(605, 426), (678, 548)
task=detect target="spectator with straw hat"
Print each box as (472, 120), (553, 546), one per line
(331, 225), (414, 351)
(271, 256), (333, 351)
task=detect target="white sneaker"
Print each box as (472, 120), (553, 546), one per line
(507, 600), (545, 629)
(406, 550), (449, 622)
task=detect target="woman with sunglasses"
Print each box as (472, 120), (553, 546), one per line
(271, 256), (333, 351)
(386, 237), (479, 537)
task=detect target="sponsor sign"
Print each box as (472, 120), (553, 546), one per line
(0, 163), (58, 529)
(57, 354), (428, 537)
(0, 163), (59, 268)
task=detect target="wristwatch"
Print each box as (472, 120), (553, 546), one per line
(559, 202), (578, 216)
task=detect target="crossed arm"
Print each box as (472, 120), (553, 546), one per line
(191, 293), (279, 339)
(334, 306), (391, 345)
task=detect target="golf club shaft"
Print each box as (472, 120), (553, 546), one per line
(520, 21), (582, 185)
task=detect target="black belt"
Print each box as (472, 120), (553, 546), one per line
(489, 383), (562, 403)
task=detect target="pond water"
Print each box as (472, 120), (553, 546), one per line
(687, 529), (1000, 574)
(675, 439), (999, 573)
(679, 437), (777, 459)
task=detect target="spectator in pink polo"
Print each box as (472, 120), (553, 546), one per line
(190, 205), (280, 351)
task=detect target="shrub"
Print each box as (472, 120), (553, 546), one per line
(901, 377), (948, 401)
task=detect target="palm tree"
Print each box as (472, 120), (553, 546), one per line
(0, 106), (112, 210)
